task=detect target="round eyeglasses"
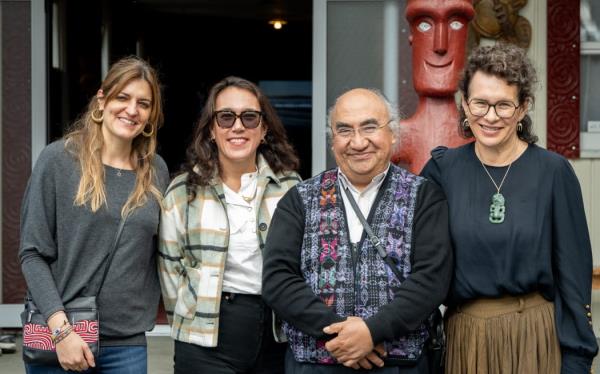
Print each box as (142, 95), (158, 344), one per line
(466, 99), (519, 119)
(334, 119), (393, 139)
(214, 110), (263, 129)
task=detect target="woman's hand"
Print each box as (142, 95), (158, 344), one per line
(48, 311), (95, 371)
(55, 331), (96, 371)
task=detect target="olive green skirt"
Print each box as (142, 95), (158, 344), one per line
(446, 292), (561, 374)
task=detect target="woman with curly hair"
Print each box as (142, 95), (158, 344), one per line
(20, 56), (169, 373)
(422, 43), (598, 373)
(158, 76), (301, 374)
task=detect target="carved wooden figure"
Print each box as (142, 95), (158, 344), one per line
(394, 0), (475, 173)
(471, 0), (532, 49)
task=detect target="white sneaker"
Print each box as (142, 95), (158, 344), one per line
(0, 335), (16, 354)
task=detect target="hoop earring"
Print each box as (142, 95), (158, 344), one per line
(462, 118), (470, 130)
(142, 124), (154, 137)
(91, 109), (104, 124)
(517, 122), (523, 132)
(260, 137), (266, 144)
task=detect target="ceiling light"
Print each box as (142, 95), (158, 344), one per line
(269, 19), (287, 30)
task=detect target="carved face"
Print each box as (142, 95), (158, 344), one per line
(406, 0), (475, 96)
(473, 0), (528, 38)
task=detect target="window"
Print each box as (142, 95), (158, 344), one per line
(580, 0), (600, 157)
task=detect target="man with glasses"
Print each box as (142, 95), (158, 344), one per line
(262, 88), (452, 373)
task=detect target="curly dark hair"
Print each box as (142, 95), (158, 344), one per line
(182, 76), (300, 191)
(458, 43), (538, 143)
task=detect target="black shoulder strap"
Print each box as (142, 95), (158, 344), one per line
(93, 215), (128, 295)
(343, 186), (445, 356)
(341, 186), (403, 281)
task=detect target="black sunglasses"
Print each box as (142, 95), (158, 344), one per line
(214, 110), (263, 129)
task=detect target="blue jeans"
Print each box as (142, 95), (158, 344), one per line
(25, 345), (147, 374)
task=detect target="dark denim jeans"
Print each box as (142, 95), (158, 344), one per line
(174, 293), (286, 374)
(25, 345), (147, 374)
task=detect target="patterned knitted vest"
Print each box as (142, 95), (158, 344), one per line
(283, 166), (429, 364)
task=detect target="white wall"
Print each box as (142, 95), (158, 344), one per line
(0, 2), (3, 303)
(521, 0), (599, 265)
(522, 0), (547, 148)
(523, 0), (600, 336)
(573, 160), (600, 269)
(31, 0), (47, 166)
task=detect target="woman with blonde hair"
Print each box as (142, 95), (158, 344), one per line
(19, 56), (170, 373)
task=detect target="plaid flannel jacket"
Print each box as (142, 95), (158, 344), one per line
(158, 155), (300, 346)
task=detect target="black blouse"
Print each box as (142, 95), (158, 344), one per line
(421, 142), (598, 371)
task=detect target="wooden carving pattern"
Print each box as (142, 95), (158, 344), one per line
(2, 1), (31, 303)
(547, 0), (580, 158)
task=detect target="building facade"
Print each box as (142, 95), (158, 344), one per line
(1, 0), (599, 335)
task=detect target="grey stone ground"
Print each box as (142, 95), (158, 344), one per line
(0, 336), (599, 373)
(0, 336), (174, 373)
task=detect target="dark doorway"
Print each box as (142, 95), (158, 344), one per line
(48, 0), (313, 178)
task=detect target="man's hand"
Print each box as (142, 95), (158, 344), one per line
(350, 344), (387, 370)
(323, 316), (380, 368)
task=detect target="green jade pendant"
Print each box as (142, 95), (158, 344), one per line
(489, 193), (506, 224)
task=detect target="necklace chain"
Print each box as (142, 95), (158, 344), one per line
(476, 141), (520, 193)
(476, 141), (521, 224)
(479, 161), (511, 193)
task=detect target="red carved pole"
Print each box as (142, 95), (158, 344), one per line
(394, 0), (475, 173)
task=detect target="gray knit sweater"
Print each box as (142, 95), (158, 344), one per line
(19, 140), (169, 346)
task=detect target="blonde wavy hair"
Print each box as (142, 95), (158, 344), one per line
(64, 56), (164, 217)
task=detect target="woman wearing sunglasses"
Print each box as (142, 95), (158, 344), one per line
(158, 76), (301, 374)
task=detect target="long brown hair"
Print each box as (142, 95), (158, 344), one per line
(64, 56), (164, 216)
(183, 76), (299, 190)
